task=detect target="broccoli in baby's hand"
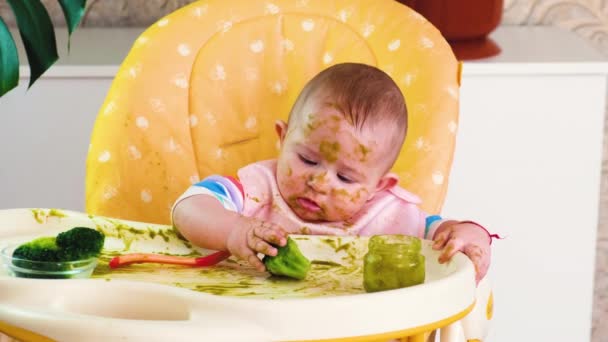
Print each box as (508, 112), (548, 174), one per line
(263, 237), (311, 280)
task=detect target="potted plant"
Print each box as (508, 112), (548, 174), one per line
(0, 0), (87, 98)
(398, 0), (503, 60)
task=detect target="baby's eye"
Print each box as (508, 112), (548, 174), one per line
(337, 174), (354, 184)
(298, 154), (318, 166)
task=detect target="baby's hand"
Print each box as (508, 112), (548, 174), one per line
(432, 221), (491, 284)
(226, 216), (287, 272)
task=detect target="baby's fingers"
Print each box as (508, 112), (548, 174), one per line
(247, 237), (278, 256)
(247, 230), (279, 256)
(254, 224), (287, 247)
(433, 228), (453, 250)
(245, 251), (266, 272)
(464, 245), (490, 284)
(438, 239), (464, 264)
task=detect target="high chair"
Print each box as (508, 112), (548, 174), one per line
(85, 0), (460, 224)
(0, 0), (493, 341)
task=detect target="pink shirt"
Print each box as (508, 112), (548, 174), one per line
(175, 160), (443, 239)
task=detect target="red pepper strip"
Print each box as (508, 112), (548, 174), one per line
(108, 251), (231, 269)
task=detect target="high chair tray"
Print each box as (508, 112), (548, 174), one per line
(0, 208), (476, 341)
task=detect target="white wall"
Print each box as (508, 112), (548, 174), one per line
(0, 77), (112, 210)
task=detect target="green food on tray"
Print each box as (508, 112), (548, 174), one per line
(363, 235), (425, 292)
(9, 227), (104, 279)
(263, 237), (311, 280)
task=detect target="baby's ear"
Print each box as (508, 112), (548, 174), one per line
(375, 172), (399, 194)
(275, 120), (288, 144)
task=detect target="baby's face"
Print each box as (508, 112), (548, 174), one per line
(276, 105), (394, 223)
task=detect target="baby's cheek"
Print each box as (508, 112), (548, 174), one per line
(330, 188), (358, 208)
(277, 160), (302, 189)
(330, 188), (350, 199)
(280, 177), (302, 193)
(330, 187), (367, 216)
(276, 161), (289, 183)
(351, 187), (370, 203)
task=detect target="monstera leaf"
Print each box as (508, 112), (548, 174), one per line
(0, 0), (86, 98)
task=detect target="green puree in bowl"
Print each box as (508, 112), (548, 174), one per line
(363, 235), (425, 292)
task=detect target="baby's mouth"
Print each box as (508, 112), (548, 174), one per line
(296, 197), (322, 212)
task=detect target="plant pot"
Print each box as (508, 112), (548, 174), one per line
(398, 0), (503, 60)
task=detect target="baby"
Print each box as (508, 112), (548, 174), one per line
(172, 63), (494, 282)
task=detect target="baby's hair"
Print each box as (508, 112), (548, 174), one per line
(288, 62), (408, 164)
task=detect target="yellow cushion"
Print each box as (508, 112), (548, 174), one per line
(86, 0), (460, 224)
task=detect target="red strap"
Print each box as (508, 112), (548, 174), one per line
(459, 220), (502, 245)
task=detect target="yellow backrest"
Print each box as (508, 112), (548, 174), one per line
(86, 0), (460, 224)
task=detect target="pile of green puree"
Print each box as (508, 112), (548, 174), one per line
(363, 235), (426, 292)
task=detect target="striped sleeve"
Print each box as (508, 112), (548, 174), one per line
(172, 175), (245, 214)
(424, 214), (449, 239)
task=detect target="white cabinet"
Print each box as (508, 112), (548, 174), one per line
(0, 28), (137, 210)
(0, 26), (606, 342)
(443, 27), (608, 342)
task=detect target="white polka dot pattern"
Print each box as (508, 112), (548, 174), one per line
(141, 189), (153, 203)
(98, 151), (111, 163)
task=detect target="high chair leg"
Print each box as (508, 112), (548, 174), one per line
(0, 332), (17, 342)
(439, 322), (465, 342)
(460, 276), (493, 341)
(406, 333), (426, 342)
(398, 331), (431, 342)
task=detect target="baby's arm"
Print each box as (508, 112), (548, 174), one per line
(173, 194), (240, 251)
(172, 177), (287, 271)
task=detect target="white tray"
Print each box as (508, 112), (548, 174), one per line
(0, 208), (476, 341)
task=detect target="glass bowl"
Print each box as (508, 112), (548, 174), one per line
(0, 244), (98, 279)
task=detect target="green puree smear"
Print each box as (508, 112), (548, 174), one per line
(31, 208), (66, 223)
(319, 141), (340, 163)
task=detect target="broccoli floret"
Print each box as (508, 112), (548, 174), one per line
(56, 227), (105, 260)
(263, 237), (311, 280)
(12, 237), (66, 277)
(13, 237), (62, 262)
(13, 227), (104, 263)
(10, 227), (105, 278)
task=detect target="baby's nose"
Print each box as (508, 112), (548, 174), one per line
(307, 172), (329, 194)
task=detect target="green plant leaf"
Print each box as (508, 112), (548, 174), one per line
(58, 0), (87, 50)
(0, 17), (19, 97)
(7, 0), (59, 88)
(58, 0), (87, 34)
